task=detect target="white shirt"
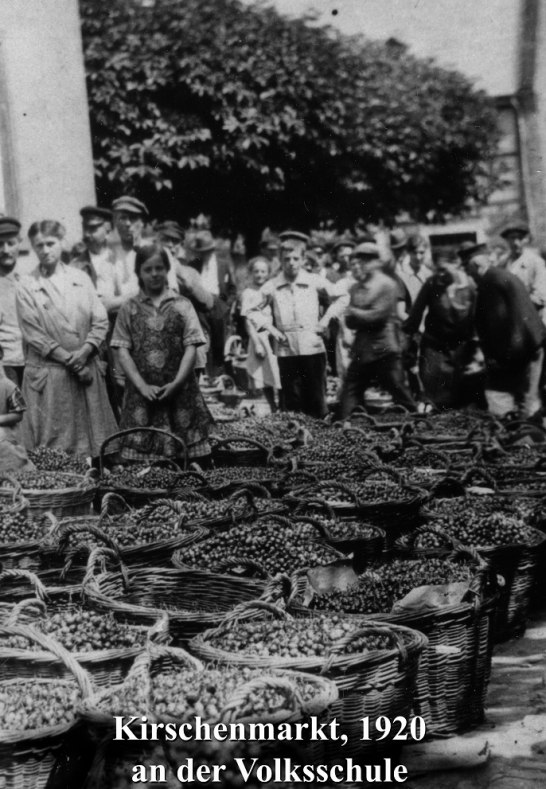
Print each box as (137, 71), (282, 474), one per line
(200, 252), (220, 296)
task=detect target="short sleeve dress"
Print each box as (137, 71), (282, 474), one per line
(111, 290), (212, 460)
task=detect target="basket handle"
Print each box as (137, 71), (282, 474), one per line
(98, 427), (188, 473)
(329, 624), (408, 667)
(146, 613), (171, 646)
(213, 436), (272, 457)
(292, 497), (336, 522)
(82, 546), (129, 592)
(280, 469), (319, 487)
(403, 524), (459, 552)
(347, 409), (378, 427)
(0, 623), (94, 697)
(461, 466), (497, 491)
(224, 599), (290, 624)
(0, 473), (24, 504)
(5, 598), (47, 625)
(0, 569), (49, 601)
(229, 482), (272, 502)
(171, 470), (208, 489)
(220, 675), (303, 723)
(100, 492), (133, 520)
(360, 466), (403, 485)
(55, 520), (123, 560)
(304, 481), (360, 505)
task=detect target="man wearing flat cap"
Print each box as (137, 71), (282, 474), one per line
(0, 217), (25, 386)
(462, 245), (544, 418)
(72, 206), (117, 305)
(110, 195), (149, 309)
(500, 221), (546, 324)
(250, 232), (339, 418)
(339, 243), (417, 418)
(186, 229), (236, 375)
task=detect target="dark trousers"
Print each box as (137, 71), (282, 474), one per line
(278, 353), (328, 419)
(3, 365), (24, 387)
(340, 354), (417, 418)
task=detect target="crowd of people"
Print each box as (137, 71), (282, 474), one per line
(0, 196), (544, 469)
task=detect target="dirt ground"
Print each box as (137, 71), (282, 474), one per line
(406, 604), (546, 789)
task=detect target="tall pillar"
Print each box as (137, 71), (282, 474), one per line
(0, 0), (95, 243)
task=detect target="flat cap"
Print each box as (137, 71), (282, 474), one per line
(462, 242), (488, 260)
(80, 206), (112, 223)
(332, 236), (356, 252)
(111, 195), (149, 217)
(352, 242), (380, 259)
(187, 229), (216, 253)
(389, 228), (408, 250)
(500, 220), (530, 238)
(157, 221), (184, 242)
(279, 230), (310, 245)
(458, 240), (479, 260)
(0, 217), (21, 237)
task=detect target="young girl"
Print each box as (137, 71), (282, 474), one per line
(239, 257), (281, 412)
(110, 244), (211, 464)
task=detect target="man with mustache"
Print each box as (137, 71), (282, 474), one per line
(0, 217), (25, 386)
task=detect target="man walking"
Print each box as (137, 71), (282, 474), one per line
(464, 243), (544, 419)
(339, 243), (417, 418)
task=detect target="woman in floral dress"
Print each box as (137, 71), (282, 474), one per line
(111, 244), (211, 463)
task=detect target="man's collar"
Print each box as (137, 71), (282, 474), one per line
(276, 270), (311, 288)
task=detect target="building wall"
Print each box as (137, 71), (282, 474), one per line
(0, 0), (95, 246)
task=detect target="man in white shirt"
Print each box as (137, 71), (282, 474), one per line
(72, 206), (118, 307)
(397, 233), (432, 306)
(110, 195), (148, 308)
(0, 217), (25, 386)
(501, 220), (546, 325)
(254, 231), (337, 418)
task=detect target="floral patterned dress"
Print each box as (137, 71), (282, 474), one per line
(111, 290), (211, 460)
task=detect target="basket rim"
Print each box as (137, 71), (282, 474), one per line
(190, 618), (428, 673)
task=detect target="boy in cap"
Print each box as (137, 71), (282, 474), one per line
(339, 243), (417, 418)
(251, 231), (337, 418)
(0, 218), (25, 387)
(500, 221), (546, 324)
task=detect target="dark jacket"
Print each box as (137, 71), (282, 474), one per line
(476, 267), (545, 367)
(404, 274), (476, 350)
(345, 271), (400, 364)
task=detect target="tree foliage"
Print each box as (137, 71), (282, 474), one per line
(80, 0), (499, 232)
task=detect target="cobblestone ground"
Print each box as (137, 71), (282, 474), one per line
(407, 604), (546, 789)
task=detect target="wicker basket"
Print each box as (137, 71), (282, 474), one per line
(287, 548), (498, 736)
(82, 550), (267, 644)
(211, 436), (272, 467)
(0, 623), (93, 789)
(0, 471), (97, 519)
(80, 642), (338, 783)
(0, 488), (42, 572)
(190, 601), (427, 760)
(171, 513), (345, 578)
(0, 588), (158, 688)
(97, 427), (193, 507)
(408, 523), (546, 642)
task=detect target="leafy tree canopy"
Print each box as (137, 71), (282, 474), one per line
(80, 0), (499, 233)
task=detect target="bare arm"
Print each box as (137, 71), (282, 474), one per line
(0, 412), (22, 427)
(116, 346), (161, 402)
(157, 345), (197, 401)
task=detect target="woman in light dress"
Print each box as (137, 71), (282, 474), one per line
(16, 220), (118, 456)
